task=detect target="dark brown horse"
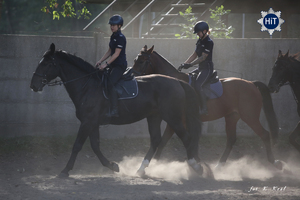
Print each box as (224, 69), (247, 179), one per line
(30, 43), (213, 178)
(268, 50), (300, 154)
(132, 45), (283, 170)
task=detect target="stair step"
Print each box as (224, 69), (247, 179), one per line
(151, 24), (182, 27)
(171, 3), (205, 7)
(161, 13), (195, 17)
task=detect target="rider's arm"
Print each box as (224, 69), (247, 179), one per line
(184, 51), (197, 64)
(190, 52), (208, 66)
(106, 48), (121, 65)
(98, 48), (121, 70)
(96, 48), (111, 66)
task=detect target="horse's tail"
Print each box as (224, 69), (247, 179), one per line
(179, 81), (202, 159)
(253, 81), (279, 145)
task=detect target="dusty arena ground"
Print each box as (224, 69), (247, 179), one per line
(0, 134), (299, 200)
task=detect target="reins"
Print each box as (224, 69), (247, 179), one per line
(133, 53), (154, 76)
(276, 59), (300, 104)
(34, 56), (100, 87)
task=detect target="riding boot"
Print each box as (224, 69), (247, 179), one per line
(198, 89), (208, 115)
(106, 87), (119, 118)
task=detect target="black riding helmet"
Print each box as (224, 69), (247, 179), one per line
(109, 14), (124, 26)
(193, 21), (209, 34)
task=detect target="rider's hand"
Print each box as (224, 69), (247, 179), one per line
(98, 63), (107, 71)
(183, 63), (192, 69)
(177, 64), (184, 72)
(95, 61), (102, 68)
(178, 63), (191, 71)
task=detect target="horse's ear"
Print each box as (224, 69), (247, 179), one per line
(278, 50), (282, 58)
(284, 50), (289, 58)
(147, 45), (154, 54)
(49, 43), (55, 54)
(142, 45), (147, 52)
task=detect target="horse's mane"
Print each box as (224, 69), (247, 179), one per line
(55, 50), (96, 74)
(291, 52), (300, 63)
(153, 51), (176, 68)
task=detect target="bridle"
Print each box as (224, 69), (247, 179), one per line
(33, 56), (100, 87)
(273, 59), (292, 88)
(133, 52), (154, 76)
(273, 59), (299, 104)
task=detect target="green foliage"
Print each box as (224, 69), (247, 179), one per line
(209, 5), (234, 38)
(0, 0), (104, 35)
(175, 5), (234, 39)
(41, 0), (91, 20)
(175, 6), (197, 39)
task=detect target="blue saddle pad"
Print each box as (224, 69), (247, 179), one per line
(103, 78), (138, 100)
(203, 80), (223, 99)
(188, 71), (223, 100)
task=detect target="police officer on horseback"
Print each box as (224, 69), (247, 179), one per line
(179, 21), (214, 115)
(96, 14), (127, 117)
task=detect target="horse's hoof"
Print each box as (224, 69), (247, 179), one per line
(58, 172), (69, 178)
(202, 162), (215, 180)
(136, 169), (146, 177)
(214, 162), (225, 170)
(274, 160), (283, 170)
(187, 159), (204, 176)
(275, 160), (293, 175)
(110, 162), (119, 172)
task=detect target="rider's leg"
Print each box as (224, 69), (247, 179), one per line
(106, 66), (125, 117)
(194, 66), (212, 115)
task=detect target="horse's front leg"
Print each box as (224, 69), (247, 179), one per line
(154, 124), (174, 160)
(89, 127), (119, 172)
(289, 122), (300, 153)
(137, 115), (162, 177)
(59, 123), (90, 177)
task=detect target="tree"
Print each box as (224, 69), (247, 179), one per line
(0, 0), (3, 21)
(175, 5), (234, 39)
(209, 5), (234, 39)
(175, 6), (197, 39)
(41, 0), (91, 20)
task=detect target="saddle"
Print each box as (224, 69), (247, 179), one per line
(102, 68), (138, 100)
(188, 70), (223, 100)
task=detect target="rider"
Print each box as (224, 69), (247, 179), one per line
(180, 21), (214, 115)
(96, 14), (127, 117)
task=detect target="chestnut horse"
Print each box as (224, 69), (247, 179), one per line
(268, 50), (300, 154)
(132, 45), (282, 170)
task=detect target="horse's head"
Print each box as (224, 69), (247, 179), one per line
(268, 50), (293, 93)
(30, 43), (61, 92)
(132, 45), (154, 75)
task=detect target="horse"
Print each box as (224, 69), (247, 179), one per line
(132, 45), (283, 170)
(268, 50), (300, 154)
(30, 43), (214, 178)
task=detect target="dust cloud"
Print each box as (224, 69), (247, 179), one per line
(118, 155), (300, 182)
(119, 156), (190, 181)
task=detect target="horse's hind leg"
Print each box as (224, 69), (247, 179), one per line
(154, 124), (175, 160)
(289, 122), (300, 153)
(89, 127), (119, 172)
(216, 112), (240, 168)
(137, 114), (162, 176)
(243, 118), (279, 168)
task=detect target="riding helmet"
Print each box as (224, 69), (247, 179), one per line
(108, 14), (124, 26)
(193, 21), (209, 34)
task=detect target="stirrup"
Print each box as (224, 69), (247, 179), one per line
(105, 108), (119, 118)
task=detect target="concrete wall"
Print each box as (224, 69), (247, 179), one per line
(1, 34), (299, 138)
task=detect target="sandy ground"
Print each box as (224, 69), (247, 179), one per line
(0, 135), (299, 200)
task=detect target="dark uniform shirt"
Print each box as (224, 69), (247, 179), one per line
(195, 35), (214, 62)
(109, 30), (127, 69)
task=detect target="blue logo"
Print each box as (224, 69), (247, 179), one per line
(257, 8), (284, 36)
